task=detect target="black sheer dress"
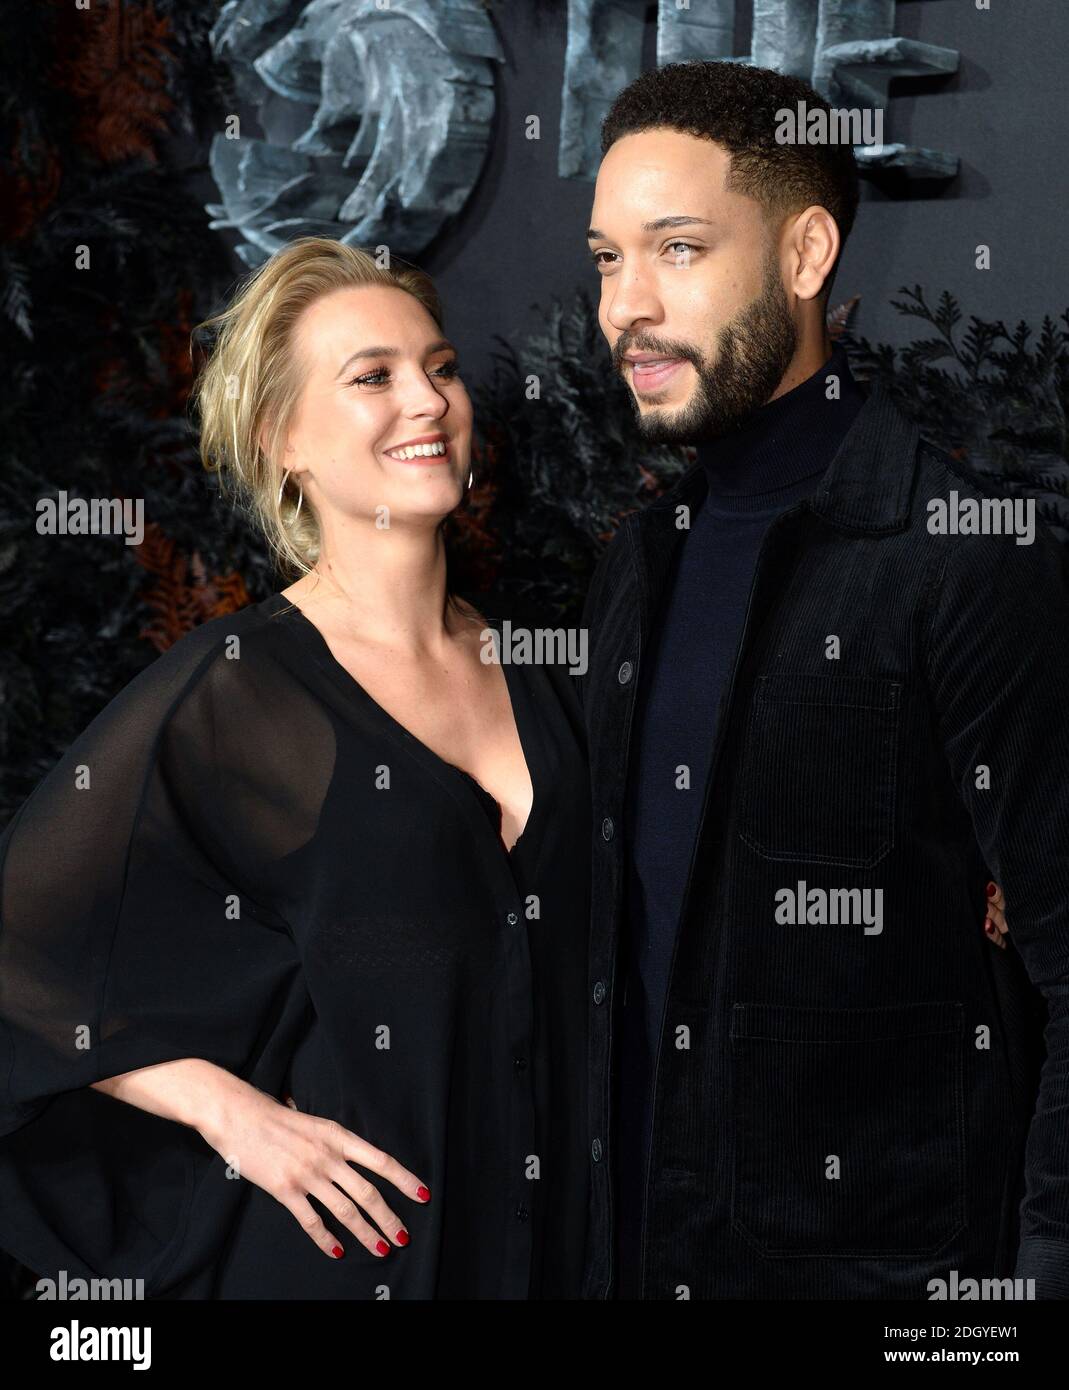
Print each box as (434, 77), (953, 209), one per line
(0, 592), (591, 1299)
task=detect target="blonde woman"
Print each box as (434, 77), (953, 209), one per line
(0, 238), (591, 1299)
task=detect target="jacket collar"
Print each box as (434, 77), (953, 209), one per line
(635, 375), (921, 537)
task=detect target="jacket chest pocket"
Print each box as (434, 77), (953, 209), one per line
(737, 672), (901, 869)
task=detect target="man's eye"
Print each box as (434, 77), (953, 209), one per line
(665, 241), (699, 259)
(349, 368), (389, 386)
(592, 250), (618, 270)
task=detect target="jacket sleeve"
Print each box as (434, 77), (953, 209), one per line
(924, 512), (1069, 1298)
(0, 630), (306, 1294)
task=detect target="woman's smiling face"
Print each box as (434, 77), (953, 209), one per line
(281, 283), (473, 531)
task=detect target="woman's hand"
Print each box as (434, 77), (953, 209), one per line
(197, 1070), (430, 1260)
(985, 881), (1008, 949)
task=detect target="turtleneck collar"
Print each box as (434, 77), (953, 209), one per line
(694, 342), (864, 514)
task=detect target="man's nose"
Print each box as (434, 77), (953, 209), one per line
(605, 268), (663, 334)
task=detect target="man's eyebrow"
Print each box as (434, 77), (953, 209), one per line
(589, 214), (711, 241)
(336, 339), (454, 379)
(586, 215), (714, 241)
(643, 215), (714, 232)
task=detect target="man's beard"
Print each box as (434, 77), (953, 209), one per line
(614, 250), (798, 445)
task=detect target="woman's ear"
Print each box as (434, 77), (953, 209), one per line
(260, 418), (294, 466)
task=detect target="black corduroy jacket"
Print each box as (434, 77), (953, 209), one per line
(578, 377), (1069, 1300)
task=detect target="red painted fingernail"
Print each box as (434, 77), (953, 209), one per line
(984, 919), (995, 935)
(986, 882), (997, 897)
(331, 1245), (343, 1259)
(396, 1229), (410, 1246)
(376, 1239), (390, 1256)
(416, 1186), (431, 1202)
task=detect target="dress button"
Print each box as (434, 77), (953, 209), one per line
(617, 660), (633, 685)
(506, 911), (519, 925)
(516, 1203), (529, 1222)
(513, 1056), (527, 1071)
(593, 981), (606, 1006)
(591, 1138), (603, 1163)
(601, 816), (614, 841)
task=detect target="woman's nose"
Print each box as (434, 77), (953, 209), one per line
(399, 380), (448, 419)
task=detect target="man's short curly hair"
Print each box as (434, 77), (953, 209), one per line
(601, 61), (860, 299)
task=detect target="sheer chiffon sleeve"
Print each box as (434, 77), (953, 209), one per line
(0, 617), (309, 1294)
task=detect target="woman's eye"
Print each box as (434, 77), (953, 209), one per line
(348, 361), (459, 386)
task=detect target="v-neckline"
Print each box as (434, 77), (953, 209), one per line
(268, 592), (540, 861)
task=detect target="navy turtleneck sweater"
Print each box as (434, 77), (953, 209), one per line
(614, 343), (866, 1296)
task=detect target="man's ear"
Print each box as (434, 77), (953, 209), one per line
(790, 205), (840, 304)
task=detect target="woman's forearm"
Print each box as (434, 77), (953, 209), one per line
(89, 1056), (242, 1135)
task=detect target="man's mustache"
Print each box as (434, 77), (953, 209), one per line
(611, 332), (705, 376)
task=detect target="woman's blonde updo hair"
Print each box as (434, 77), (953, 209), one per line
(190, 236), (443, 579)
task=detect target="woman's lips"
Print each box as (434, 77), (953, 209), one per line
(384, 441), (451, 464)
(629, 358), (686, 393)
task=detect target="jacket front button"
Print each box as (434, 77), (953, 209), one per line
(516, 1203), (529, 1221)
(593, 981), (606, 1006)
(591, 1138), (603, 1163)
(506, 911), (519, 925)
(617, 660), (633, 685)
(601, 816), (614, 842)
